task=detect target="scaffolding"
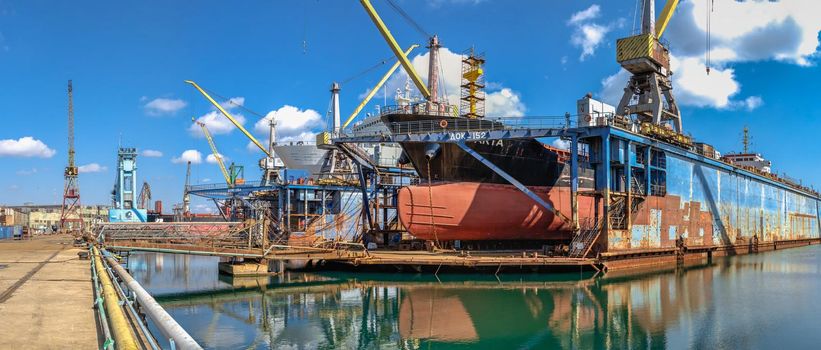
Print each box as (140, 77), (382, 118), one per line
(459, 49), (485, 119)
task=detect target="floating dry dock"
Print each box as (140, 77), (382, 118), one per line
(97, 110), (821, 274)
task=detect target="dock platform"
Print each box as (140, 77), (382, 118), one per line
(0, 235), (98, 349)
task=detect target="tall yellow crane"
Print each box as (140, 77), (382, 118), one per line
(185, 80), (271, 157)
(359, 0), (430, 100)
(194, 117), (232, 187)
(614, 0), (682, 133)
(341, 44), (419, 130)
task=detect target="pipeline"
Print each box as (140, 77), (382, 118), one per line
(92, 246), (139, 350)
(103, 252), (203, 350)
(90, 247), (115, 350)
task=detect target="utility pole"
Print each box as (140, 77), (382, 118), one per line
(60, 80), (84, 234)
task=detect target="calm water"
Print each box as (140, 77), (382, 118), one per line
(128, 246), (821, 349)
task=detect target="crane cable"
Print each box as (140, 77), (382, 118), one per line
(706, 0), (713, 75)
(339, 53), (400, 85)
(198, 86), (266, 119)
(384, 0), (430, 39)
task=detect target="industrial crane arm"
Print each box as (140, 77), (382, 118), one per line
(185, 80), (271, 157)
(359, 0), (430, 100)
(655, 0), (679, 39)
(195, 118), (232, 186)
(342, 44), (418, 130)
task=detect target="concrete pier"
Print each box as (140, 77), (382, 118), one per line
(0, 235), (97, 349)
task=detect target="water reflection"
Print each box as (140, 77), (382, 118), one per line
(129, 245), (821, 349)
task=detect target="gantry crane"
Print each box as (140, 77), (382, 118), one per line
(614, 0), (682, 133)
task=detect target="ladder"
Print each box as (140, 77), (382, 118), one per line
(568, 219), (602, 258)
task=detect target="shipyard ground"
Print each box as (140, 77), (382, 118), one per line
(0, 235), (97, 349)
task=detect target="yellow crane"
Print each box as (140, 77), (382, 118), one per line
(194, 117), (232, 187)
(358, 0), (430, 100)
(185, 80), (271, 157)
(341, 44), (418, 130)
(614, 0), (682, 133)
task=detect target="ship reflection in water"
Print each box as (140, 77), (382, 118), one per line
(129, 246), (821, 349)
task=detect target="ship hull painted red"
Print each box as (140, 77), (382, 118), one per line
(398, 182), (598, 241)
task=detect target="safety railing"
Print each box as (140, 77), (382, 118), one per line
(348, 115), (586, 137)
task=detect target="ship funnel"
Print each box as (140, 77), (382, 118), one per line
(424, 143), (441, 160)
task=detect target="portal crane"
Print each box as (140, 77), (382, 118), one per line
(186, 80), (280, 185)
(194, 117), (233, 187)
(614, 0), (682, 133)
(60, 80), (84, 234)
(359, 0), (430, 100)
(185, 81), (271, 157)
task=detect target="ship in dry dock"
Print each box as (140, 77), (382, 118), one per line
(364, 0), (821, 256)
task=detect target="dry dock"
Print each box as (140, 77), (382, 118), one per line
(0, 235), (97, 349)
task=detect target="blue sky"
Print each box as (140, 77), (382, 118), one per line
(1, 0), (820, 211)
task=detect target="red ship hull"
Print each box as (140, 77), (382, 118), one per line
(397, 182), (598, 241)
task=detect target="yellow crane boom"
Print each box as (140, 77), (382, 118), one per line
(194, 117), (232, 186)
(342, 44), (418, 130)
(359, 0), (430, 100)
(185, 80), (271, 157)
(655, 0), (679, 39)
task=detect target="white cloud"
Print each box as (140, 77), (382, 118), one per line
(571, 23), (610, 61)
(78, 163), (107, 173)
(141, 149), (163, 157)
(189, 110), (246, 137)
(568, 4), (600, 25)
(741, 96), (764, 111)
(201, 178), (211, 183)
(551, 138), (570, 149)
(599, 70), (630, 106)
(144, 98), (187, 115)
(599, 1), (821, 110)
(171, 149), (203, 164)
(485, 88), (526, 117)
(375, 47), (526, 118)
(666, 0), (821, 66)
(567, 5), (618, 61)
(671, 56), (740, 109)
(0, 137), (56, 158)
(253, 105), (323, 141)
(599, 57), (743, 110)
(206, 153), (229, 164)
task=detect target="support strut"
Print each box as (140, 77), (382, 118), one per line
(456, 141), (572, 225)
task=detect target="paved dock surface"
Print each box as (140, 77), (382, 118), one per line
(0, 235), (98, 349)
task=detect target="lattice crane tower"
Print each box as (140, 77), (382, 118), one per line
(60, 80), (84, 234)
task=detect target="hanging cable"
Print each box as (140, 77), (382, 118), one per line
(437, 53), (448, 104)
(199, 86), (266, 118)
(339, 53), (398, 85)
(384, 0), (430, 38)
(706, 0), (713, 75)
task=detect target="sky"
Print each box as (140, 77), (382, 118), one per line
(1, 0), (820, 212)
